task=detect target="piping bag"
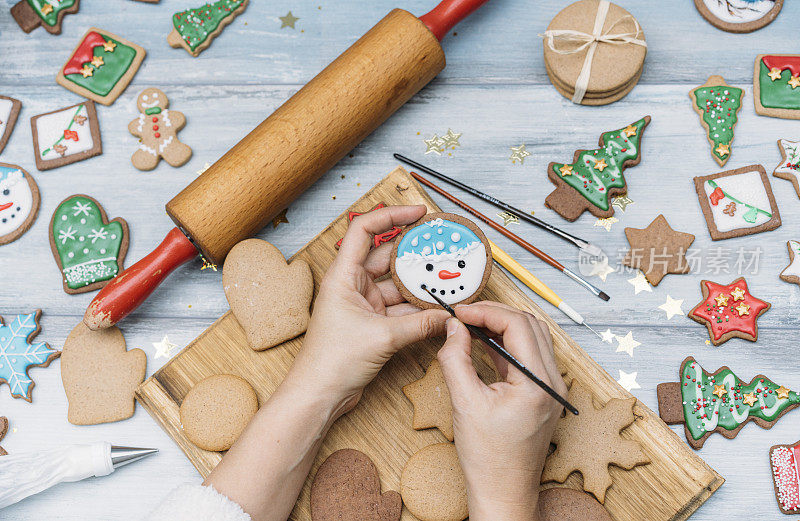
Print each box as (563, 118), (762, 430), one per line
(0, 443), (157, 508)
(83, 0), (490, 330)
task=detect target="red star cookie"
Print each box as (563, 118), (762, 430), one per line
(689, 278), (770, 346)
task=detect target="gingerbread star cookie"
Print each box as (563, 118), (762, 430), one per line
(780, 240), (800, 286)
(0, 416), (8, 455)
(541, 381), (650, 503)
(403, 359), (453, 441)
(689, 278), (770, 346)
(622, 214), (695, 286)
(774, 139), (800, 199)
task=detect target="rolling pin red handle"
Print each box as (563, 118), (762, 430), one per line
(83, 227), (199, 330)
(419, 0), (490, 41)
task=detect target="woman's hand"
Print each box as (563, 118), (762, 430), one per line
(286, 204), (450, 417)
(437, 302), (566, 521)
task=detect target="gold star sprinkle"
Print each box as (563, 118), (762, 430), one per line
(593, 158), (608, 171)
(715, 143), (730, 157)
(41, 3), (53, 14)
(742, 393), (757, 406)
(768, 67), (783, 81)
(559, 164), (573, 177)
(712, 385), (727, 398)
(735, 302), (750, 316)
(80, 65), (93, 78)
(789, 75), (800, 89)
(497, 211), (519, 226)
(611, 195), (634, 212)
(509, 144), (531, 164)
(102, 40), (116, 52)
(200, 258), (218, 271)
(623, 124), (637, 137)
(594, 216), (618, 232)
(424, 135), (446, 155)
(441, 129), (462, 149)
(272, 209), (289, 228)
(714, 293), (729, 307)
(279, 11), (300, 29)
(777, 386), (791, 399)
(90, 56), (104, 68)
(152, 335), (179, 359)
(730, 287), (745, 301)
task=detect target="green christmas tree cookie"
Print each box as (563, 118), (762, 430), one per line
(690, 75), (743, 166)
(545, 116), (650, 221)
(49, 195), (129, 295)
(168, 0), (249, 57)
(658, 356), (800, 449)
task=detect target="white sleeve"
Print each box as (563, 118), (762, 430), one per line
(145, 484), (251, 521)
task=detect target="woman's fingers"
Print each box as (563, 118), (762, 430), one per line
(363, 242), (396, 279)
(376, 278), (406, 307)
(336, 205), (426, 267)
(438, 318), (485, 401)
(383, 308), (449, 348)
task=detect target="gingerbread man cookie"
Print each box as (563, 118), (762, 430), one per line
(128, 88), (192, 171)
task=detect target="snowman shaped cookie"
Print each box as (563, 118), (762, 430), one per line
(128, 88), (192, 171)
(0, 163), (40, 245)
(391, 212), (492, 309)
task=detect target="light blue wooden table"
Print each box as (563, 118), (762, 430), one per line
(1, 0), (799, 518)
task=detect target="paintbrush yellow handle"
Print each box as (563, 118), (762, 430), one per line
(489, 241), (584, 324)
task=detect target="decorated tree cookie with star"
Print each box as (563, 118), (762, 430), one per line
(168, 0), (249, 57)
(690, 76), (743, 166)
(658, 357), (799, 449)
(754, 55), (800, 120)
(0, 163), (40, 246)
(688, 277), (770, 345)
(390, 212), (492, 309)
(48, 195), (129, 294)
(10, 0), (80, 35)
(545, 116), (650, 222)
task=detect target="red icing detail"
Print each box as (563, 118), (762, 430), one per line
(154, 132), (161, 138)
(373, 226), (401, 248)
(438, 270), (461, 280)
(63, 32), (107, 76)
(689, 279), (770, 341)
(709, 186), (725, 206)
(64, 129), (79, 141)
(771, 445), (800, 511)
(763, 55), (800, 77)
(0, 202), (12, 212)
(152, 117), (158, 122)
(153, 125), (159, 131)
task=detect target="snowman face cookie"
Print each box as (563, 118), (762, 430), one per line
(0, 163), (40, 245)
(391, 212), (492, 309)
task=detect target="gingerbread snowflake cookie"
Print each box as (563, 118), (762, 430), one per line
(689, 277), (770, 345)
(0, 310), (60, 402)
(390, 212), (491, 309)
(658, 357), (799, 450)
(0, 164), (40, 246)
(129, 88), (191, 171)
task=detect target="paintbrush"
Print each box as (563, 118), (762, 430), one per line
(394, 154), (605, 257)
(421, 286), (578, 415)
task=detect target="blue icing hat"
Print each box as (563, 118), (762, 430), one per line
(0, 165), (23, 184)
(397, 217), (481, 258)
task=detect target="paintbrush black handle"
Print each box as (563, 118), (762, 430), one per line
(463, 323), (579, 416)
(393, 154), (588, 249)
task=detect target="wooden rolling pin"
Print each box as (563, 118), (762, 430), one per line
(84, 0), (489, 330)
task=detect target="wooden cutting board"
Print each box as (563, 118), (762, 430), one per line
(136, 166), (723, 521)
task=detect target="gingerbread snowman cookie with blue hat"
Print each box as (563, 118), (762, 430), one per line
(391, 212), (492, 309)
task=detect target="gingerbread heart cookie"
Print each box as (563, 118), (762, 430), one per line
(311, 449), (401, 521)
(61, 322), (146, 425)
(223, 239), (313, 351)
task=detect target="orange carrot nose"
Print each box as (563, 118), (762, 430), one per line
(0, 202), (12, 211)
(439, 270), (461, 279)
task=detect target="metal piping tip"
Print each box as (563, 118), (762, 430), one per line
(111, 446), (159, 470)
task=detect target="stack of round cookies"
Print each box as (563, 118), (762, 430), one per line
(542, 0), (646, 106)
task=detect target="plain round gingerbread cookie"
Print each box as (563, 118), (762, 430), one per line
(400, 443), (467, 521)
(538, 488), (612, 521)
(180, 374), (259, 452)
(390, 212), (492, 310)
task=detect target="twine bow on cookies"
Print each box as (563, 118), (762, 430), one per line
(540, 0), (646, 104)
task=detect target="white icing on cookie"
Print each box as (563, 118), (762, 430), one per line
(702, 0), (776, 24)
(35, 104), (94, 161)
(0, 99), (13, 140)
(782, 240), (800, 279)
(0, 167), (33, 238)
(704, 169), (772, 232)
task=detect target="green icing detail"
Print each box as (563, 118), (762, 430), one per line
(551, 117), (648, 211)
(680, 359), (800, 441)
(65, 39), (135, 97)
(27, 0), (76, 26)
(759, 61), (800, 111)
(51, 196), (124, 290)
(692, 83), (742, 163)
(172, 0), (246, 52)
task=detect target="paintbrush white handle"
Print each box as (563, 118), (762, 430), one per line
(0, 442), (113, 509)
